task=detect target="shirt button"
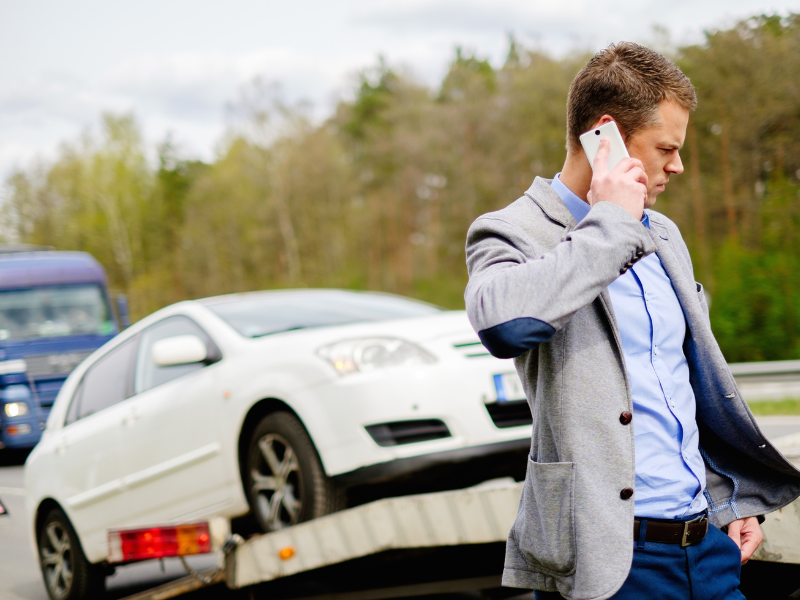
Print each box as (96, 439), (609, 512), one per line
(619, 411), (633, 425)
(620, 488), (634, 500)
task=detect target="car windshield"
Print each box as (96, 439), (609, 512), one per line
(0, 285), (114, 341)
(204, 290), (442, 338)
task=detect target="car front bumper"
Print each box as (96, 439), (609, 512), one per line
(293, 356), (532, 480)
(0, 414), (44, 449)
(333, 437), (530, 505)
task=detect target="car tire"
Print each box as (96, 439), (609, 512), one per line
(245, 411), (343, 532)
(38, 508), (106, 600)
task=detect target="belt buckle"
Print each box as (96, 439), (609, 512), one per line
(681, 514), (707, 548)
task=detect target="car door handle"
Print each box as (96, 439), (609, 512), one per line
(56, 437), (68, 455)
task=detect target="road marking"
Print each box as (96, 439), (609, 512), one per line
(0, 486), (25, 496)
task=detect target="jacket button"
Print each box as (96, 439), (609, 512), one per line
(625, 262), (634, 268)
(619, 267), (628, 274)
(619, 411), (632, 425)
(620, 488), (634, 500)
(636, 250), (644, 258)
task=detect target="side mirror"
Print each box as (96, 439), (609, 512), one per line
(152, 335), (207, 367)
(0, 497), (7, 516)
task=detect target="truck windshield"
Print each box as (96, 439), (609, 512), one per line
(0, 285), (114, 341)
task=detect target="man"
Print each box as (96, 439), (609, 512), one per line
(465, 42), (800, 599)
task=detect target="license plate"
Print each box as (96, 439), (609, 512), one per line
(493, 372), (525, 402)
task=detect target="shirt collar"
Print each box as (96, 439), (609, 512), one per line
(550, 173), (650, 229)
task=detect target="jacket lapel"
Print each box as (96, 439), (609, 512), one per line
(645, 217), (703, 331)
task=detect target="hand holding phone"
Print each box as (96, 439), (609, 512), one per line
(579, 121), (629, 172)
(582, 123), (648, 220)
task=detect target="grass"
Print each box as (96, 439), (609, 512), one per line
(747, 398), (800, 416)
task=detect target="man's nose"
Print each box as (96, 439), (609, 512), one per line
(667, 151), (684, 175)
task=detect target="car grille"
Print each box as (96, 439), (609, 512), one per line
(485, 400), (532, 428)
(365, 419), (451, 447)
(24, 350), (94, 379)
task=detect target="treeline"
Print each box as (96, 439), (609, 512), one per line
(4, 15), (800, 362)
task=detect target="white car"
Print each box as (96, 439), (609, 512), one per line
(24, 289), (531, 599)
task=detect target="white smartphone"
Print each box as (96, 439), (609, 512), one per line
(579, 121), (629, 172)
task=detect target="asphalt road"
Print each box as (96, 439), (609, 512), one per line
(3, 415), (800, 600)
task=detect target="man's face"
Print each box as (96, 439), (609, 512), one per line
(626, 99), (689, 208)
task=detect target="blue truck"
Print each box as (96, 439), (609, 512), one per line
(0, 246), (127, 450)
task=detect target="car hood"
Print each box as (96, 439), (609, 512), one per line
(240, 310), (481, 351)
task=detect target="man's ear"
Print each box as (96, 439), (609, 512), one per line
(591, 114), (618, 130)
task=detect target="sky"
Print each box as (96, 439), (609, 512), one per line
(1, 0), (799, 181)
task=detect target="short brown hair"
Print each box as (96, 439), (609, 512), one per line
(566, 42), (697, 152)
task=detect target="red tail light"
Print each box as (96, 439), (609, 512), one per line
(108, 522), (211, 563)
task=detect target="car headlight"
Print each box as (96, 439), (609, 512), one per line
(4, 402), (29, 418)
(317, 337), (436, 375)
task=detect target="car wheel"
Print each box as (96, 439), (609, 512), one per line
(246, 411), (343, 532)
(38, 509), (105, 600)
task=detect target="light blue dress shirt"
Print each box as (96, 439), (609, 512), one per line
(551, 174), (707, 518)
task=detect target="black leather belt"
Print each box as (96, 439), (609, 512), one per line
(633, 514), (708, 547)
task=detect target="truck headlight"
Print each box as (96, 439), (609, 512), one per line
(317, 338), (436, 375)
(4, 402), (29, 418)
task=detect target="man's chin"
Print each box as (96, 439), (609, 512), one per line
(645, 189), (662, 209)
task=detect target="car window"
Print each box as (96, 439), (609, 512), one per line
(66, 336), (138, 424)
(134, 315), (219, 395)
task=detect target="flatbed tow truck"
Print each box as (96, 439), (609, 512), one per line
(109, 361), (800, 600)
(116, 479), (800, 600)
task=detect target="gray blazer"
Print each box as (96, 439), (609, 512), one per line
(464, 177), (800, 600)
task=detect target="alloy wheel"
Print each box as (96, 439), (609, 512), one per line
(40, 521), (73, 599)
(251, 433), (303, 530)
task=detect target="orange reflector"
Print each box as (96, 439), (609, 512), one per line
(107, 522), (211, 563)
(278, 546), (295, 560)
(6, 424), (32, 436)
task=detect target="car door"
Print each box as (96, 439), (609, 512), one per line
(115, 315), (229, 528)
(51, 336), (138, 559)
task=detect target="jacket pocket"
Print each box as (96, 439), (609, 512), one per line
(512, 458), (576, 576)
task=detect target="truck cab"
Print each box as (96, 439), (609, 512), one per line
(0, 247), (121, 450)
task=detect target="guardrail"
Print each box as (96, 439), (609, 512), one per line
(729, 360), (800, 402)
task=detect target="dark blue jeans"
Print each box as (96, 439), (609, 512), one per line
(534, 522), (744, 599)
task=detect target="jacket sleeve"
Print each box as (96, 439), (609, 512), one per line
(465, 201), (657, 358)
